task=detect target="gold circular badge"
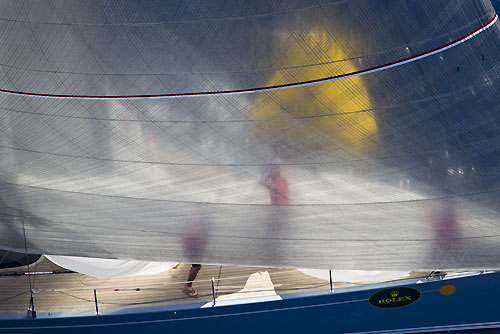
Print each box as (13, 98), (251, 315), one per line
(440, 285), (456, 295)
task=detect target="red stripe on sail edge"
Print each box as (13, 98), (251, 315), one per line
(0, 13), (497, 100)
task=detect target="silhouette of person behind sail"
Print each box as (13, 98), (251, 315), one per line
(261, 162), (289, 266)
(434, 201), (460, 243)
(432, 199), (461, 266)
(266, 165), (289, 206)
(430, 157), (463, 268)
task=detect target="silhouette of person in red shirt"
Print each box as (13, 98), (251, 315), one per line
(267, 165), (288, 205)
(262, 163), (289, 265)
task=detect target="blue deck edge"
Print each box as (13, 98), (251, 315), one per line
(0, 271), (499, 333)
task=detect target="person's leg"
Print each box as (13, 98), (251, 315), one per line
(186, 264), (201, 287)
(184, 264), (201, 297)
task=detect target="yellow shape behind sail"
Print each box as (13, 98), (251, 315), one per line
(250, 29), (377, 155)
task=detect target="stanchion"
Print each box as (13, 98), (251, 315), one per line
(329, 270), (333, 293)
(27, 292), (36, 318)
(211, 277), (216, 307)
(94, 289), (99, 315)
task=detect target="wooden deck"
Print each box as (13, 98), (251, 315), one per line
(0, 257), (425, 314)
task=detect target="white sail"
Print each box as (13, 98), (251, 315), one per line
(0, 0), (499, 270)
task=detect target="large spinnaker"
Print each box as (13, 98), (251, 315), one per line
(0, 0), (499, 270)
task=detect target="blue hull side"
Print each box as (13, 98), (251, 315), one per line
(1, 271), (499, 333)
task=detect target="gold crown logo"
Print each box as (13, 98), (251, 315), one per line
(389, 291), (399, 297)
